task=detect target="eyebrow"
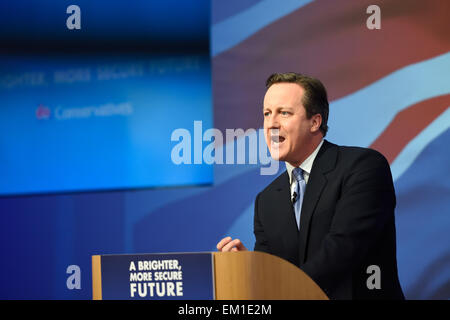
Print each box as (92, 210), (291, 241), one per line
(263, 106), (294, 111)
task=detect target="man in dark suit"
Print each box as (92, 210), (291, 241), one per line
(217, 72), (404, 300)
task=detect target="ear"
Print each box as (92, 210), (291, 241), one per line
(310, 114), (322, 133)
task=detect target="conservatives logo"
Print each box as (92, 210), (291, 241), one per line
(36, 104), (51, 120)
(35, 102), (133, 120)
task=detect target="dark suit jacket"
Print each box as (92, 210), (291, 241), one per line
(254, 140), (404, 300)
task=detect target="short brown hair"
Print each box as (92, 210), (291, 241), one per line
(266, 72), (329, 136)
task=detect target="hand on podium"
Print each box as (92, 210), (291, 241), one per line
(216, 236), (248, 252)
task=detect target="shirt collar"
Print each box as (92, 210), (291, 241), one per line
(286, 139), (324, 184)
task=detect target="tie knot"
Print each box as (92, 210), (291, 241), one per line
(292, 167), (304, 182)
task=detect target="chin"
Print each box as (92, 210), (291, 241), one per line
(268, 140), (290, 161)
(269, 149), (286, 161)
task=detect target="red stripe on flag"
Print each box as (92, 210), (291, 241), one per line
(369, 94), (450, 164)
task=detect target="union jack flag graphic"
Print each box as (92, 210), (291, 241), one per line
(208, 0), (450, 299)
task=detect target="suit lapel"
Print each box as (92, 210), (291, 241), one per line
(298, 140), (338, 264)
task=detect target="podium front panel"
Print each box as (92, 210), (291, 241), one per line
(92, 252), (214, 300)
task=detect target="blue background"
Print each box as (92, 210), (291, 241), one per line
(0, 0), (448, 300)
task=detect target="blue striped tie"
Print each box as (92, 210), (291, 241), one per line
(292, 168), (306, 230)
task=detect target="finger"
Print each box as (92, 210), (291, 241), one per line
(235, 240), (248, 251)
(221, 240), (236, 252)
(217, 236), (232, 251)
(222, 239), (242, 252)
(216, 237), (232, 251)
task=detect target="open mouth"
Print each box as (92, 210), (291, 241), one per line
(271, 135), (285, 144)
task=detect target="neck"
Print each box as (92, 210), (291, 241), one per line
(287, 135), (323, 167)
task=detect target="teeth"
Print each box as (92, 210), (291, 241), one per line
(271, 136), (284, 143)
(269, 129), (283, 145)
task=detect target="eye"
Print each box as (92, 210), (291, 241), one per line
(281, 111), (290, 116)
(263, 111), (270, 117)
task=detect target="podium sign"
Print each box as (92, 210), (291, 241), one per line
(93, 252), (215, 300)
(93, 251), (330, 300)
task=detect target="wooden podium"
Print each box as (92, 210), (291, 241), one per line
(92, 251), (328, 300)
(214, 251), (328, 300)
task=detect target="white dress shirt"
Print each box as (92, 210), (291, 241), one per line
(286, 139), (324, 198)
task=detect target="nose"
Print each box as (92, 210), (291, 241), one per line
(265, 113), (280, 130)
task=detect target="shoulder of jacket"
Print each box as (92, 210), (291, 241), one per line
(258, 171), (288, 197)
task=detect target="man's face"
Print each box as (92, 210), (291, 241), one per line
(263, 82), (316, 166)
